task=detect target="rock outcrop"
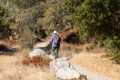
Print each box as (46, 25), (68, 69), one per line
(50, 58), (87, 80)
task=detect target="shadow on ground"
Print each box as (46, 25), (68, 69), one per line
(0, 44), (19, 55)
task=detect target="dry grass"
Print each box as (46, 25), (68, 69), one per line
(60, 42), (120, 80)
(1, 40), (120, 80)
(0, 54), (55, 80)
(70, 52), (120, 80)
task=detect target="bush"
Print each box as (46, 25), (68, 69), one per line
(19, 26), (35, 49)
(104, 36), (120, 63)
(0, 6), (11, 38)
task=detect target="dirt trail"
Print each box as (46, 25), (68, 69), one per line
(33, 42), (49, 49)
(73, 64), (111, 80)
(70, 53), (120, 80)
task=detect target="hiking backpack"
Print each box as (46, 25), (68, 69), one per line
(54, 35), (59, 45)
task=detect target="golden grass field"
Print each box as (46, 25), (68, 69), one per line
(0, 49), (55, 80)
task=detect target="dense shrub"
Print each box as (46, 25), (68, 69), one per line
(104, 37), (120, 63)
(0, 6), (11, 38)
(19, 26), (35, 49)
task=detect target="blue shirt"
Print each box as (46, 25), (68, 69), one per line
(50, 35), (61, 47)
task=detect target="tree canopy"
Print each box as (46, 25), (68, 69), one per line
(0, 0), (120, 63)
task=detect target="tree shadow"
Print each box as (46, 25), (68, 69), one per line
(61, 32), (81, 48)
(0, 44), (19, 55)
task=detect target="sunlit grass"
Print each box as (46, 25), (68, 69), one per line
(70, 52), (120, 80)
(0, 54), (55, 80)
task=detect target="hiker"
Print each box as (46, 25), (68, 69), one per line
(50, 31), (61, 59)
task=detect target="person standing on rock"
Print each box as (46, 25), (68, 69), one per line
(50, 31), (61, 59)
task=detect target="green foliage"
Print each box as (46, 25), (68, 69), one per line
(63, 0), (120, 63)
(19, 26), (35, 49)
(7, 0), (45, 9)
(0, 6), (11, 38)
(37, 0), (70, 31)
(63, 0), (120, 41)
(104, 37), (120, 63)
(77, 0), (120, 63)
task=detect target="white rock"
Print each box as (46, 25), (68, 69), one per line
(29, 49), (45, 58)
(50, 58), (81, 80)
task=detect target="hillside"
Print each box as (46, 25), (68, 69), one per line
(0, 0), (120, 80)
(0, 0), (120, 63)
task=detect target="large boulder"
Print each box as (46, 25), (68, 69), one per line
(50, 58), (87, 80)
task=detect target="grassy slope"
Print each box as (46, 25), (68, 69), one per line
(70, 52), (120, 80)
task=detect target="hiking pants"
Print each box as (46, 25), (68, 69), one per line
(51, 47), (59, 58)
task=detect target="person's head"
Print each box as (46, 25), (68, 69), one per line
(53, 31), (58, 35)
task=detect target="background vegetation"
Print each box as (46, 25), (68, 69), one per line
(0, 0), (120, 63)
(0, 6), (11, 38)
